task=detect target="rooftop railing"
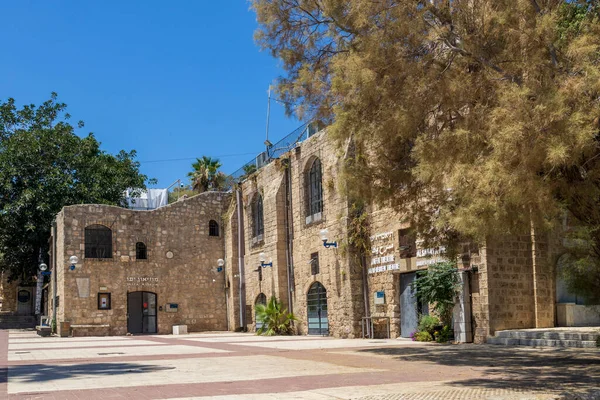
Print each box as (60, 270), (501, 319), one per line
(225, 121), (320, 188)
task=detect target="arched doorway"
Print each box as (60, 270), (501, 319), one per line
(255, 293), (267, 332)
(307, 282), (328, 335)
(127, 291), (157, 334)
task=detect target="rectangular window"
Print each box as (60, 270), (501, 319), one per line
(98, 293), (111, 310)
(310, 252), (320, 275)
(398, 229), (417, 259)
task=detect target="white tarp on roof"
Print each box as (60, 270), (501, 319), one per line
(124, 188), (168, 210)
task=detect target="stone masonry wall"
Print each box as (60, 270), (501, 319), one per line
(232, 130), (365, 337)
(51, 192), (230, 336)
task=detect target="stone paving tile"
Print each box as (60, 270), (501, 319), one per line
(9, 339), (161, 350)
(3, 330), (598, 400)
(8, 344), (228, 362)
(235, 338), (430, 350)
(8, 354), (381, 394)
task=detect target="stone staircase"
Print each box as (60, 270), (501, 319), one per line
(487, 328), (599, 348)
(0, 314), (37, 330)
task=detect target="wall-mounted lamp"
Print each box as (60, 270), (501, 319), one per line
(39, 263), (48, 272)
(69, 255), (78, 271)
(259, 252), (272, 268)
(254, 266), (263, 281)
(319, 229), (337, 248)
(217, 258), (225, 273)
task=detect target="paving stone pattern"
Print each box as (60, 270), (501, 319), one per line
(2, 329), (599, 399)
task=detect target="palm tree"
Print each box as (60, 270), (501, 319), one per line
(188, 156), (225, 193)
(255, 296), (296, 336)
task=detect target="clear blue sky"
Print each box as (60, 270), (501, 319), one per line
(0, 1), (301, 187)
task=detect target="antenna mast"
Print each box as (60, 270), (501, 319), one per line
(264, 86), (273, 154)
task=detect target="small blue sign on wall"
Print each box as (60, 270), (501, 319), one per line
(374, 291), (385, 305)
(41, 271), (52, 276)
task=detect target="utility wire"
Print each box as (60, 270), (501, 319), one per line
(140, 152), (258, 164)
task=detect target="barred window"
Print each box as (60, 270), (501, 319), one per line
(307, 158), (323, 217)
(252, 194), (264, 239)
(310, 252), (320, 275)
(136, 242), (147, 260)
(398, 228), (417, 259)
(85, 225), (112, 259)
(209, 220), (219, 237)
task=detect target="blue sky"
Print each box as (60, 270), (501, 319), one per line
(0, 1), (300, 187)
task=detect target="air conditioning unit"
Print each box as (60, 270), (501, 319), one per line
(256, 151), (269, 169)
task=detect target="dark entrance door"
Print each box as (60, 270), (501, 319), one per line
(307, 282), (328, 335)
(400, 272), (428, 338)
(127, 291), (157, 334)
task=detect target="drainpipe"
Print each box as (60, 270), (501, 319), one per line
(236, 189), (246, 330)
(283, 159), (294, 314)
(52, 221), (57, 330)
(361, 253), (371, 337)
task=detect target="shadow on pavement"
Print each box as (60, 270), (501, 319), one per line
(359, 344), (600, 394)
(0, 362), (175, 383)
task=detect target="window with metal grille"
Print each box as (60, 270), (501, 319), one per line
(310, 252), (320, 275)
(209, 220), (219, 237)
(85, 225), (112, 259)
(398, 228), (416, 258)
(136, 242), (147, 260)
(252, 194), (264, 239)
(307, 158), (323, 217)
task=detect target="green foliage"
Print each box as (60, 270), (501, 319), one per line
(253, 0), (600, 299)
(0, 94), (149, 281)
(168, 186), (196, 204)
(412, 262), (460, 326)
(557, 225), (600, 305)
(255, 296), (297, 336)
(413, 331), (433, 342)
(241, 164), (257, 180)
(417, 315), (442, 337)
(188, 156), (226, 193)
(434, 325), (452, 344)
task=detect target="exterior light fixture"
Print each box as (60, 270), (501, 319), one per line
(217, 258), (225, 273)
(259, 252), (272, 268)
(69, 255), (78, 271)
(39, 263), (48, 271)
(319, 229), (337, 248)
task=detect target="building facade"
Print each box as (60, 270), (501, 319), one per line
(6, 125), (591, 339)
(47, 192), (230, 336)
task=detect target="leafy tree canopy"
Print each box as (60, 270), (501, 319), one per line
(0, 93), (150, 281)
(253, 0), (600, 299)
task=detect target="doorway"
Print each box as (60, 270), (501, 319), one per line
(127, 291), (157, 334)
(399, 272), (428, 338)
(255, 293), (267, 332)
(307, 282), (329, 335)
(16, 288), (33, 315)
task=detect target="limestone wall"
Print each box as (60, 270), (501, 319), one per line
(482, 233), (555, 338)
(51, 192), (230, 336)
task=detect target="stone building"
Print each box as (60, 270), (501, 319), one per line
(46, 192), (231, 336)
(220, 124), (591, 343)
(16, 123), (595, 339)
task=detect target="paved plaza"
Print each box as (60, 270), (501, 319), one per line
(0, 330), (598, 399)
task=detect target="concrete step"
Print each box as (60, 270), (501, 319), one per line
(495, 329), (600, 341)
(0, 316), (37, 329)
(487, 336), (597, 348)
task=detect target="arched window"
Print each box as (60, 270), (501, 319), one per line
(136, 242), (147, 260)
(85, 225), (112, 259)
(252, 194), (264, 239)
(307, 282), (328, 335)
(209, 220), (219, 237)
(307, 158), (323, 217)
